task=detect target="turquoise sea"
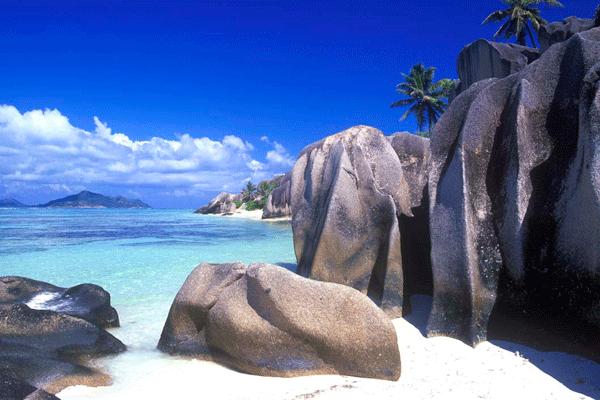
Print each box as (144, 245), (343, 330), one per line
(0, 208), (297, 397)
(2, 209), (598, 400)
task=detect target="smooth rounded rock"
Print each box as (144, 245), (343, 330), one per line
(158, 262), (401, 381)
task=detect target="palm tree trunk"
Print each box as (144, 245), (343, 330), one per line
(517, 30), (527, 46)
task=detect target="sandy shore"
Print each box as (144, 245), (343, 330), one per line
(204, 209), (291, 222)
(58, 295), (598, 400)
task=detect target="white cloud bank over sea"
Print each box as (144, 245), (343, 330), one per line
(0, 105), (294, 207)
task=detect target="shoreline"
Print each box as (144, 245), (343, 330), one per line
(57, 295), (599, 400)
(200, 208), (292, 222)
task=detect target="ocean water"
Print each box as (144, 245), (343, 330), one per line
(0, 208), (300, 398)
(2, 209), (598, 400)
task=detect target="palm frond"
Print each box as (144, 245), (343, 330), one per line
(483, 9), (510, 24)
(391, 98), (415, 108)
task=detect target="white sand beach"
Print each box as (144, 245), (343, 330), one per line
(58, 296), (599, 400)
(207, 209), (292, 222)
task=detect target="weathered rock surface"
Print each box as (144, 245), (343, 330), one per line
(456, 39), (540, 93)
(539, 16), (595, 51)
(0, 278), (125, 396)
(158, 262), (400, 381)
(0, 304), (125, 357)
(194, 192), (241, 215)
(290, 126), (431, 316)
(262, 173), (291, 219)
(0, 373), (58, 400)
(0, 276), (119, 328)
(428, 27), (600, 349)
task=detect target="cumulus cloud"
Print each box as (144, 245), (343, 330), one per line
(259, 135), (295, 168)
(0, 105), (294, 205)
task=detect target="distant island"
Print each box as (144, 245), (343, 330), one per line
(0, 190), (151, 209)
(0, 198), (28, 208)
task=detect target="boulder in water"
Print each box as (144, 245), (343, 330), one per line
(0, 276), (119, 328)
(0, 277), (125, 395)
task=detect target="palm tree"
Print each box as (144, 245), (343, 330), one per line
(391, 64), (455, 136)
(483, 0), (563, 47)
(241, 181), (257, 202)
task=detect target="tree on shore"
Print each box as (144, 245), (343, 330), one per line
(391, 64), (456, 137)
(483, 0), (563, 47)
(241, 181), (257, 202)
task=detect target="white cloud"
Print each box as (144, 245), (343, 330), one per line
(266, 141), (295, 167)
(0, 105), (294, 204)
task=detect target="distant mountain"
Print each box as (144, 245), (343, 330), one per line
(40, 191), (151, 209)
(0, 198), (29, 208)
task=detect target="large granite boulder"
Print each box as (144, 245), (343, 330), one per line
(0, 276), (119, 328)
(262, 173), (291, 219)
(0, 304), (125, 357)
(456, 39), (540, 93)
(428, 27), (600, 350)
(158, 262), (400, 381)
(194, 192), (241, 215)
(0, 278), (125, 396)
(539, 16), (595, 51)
(290, 126), (431, 317)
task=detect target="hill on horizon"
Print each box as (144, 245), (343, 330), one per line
(0, 198), (29, 208)
(39, 191), (151, 209)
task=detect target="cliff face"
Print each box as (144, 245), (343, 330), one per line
(290, 126), (431, 317)
(287, 26), (600, 356)
(456, 39), (540, 93)
(428, 27), (600, 347)
(539, 16), (595, 51)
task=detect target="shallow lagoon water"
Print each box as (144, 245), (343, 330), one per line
(1, 209), (598, 400)
(0, 208), (298, 396)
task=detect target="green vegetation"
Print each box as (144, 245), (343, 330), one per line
(241, 181), (257, 202)
(235, 178), (280, 211)
(483, 0), (563, 47)
(245, 199), (263, 211)
(257, 180), (278, 198)
(391, 64), (456, 137)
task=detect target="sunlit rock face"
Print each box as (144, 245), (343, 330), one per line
(456, 39), (540, 93)
(290, 126), (431, 317)
(194, 192), (241, 215)
(158, 262), (401, 381)
(428, 27), (600, 348)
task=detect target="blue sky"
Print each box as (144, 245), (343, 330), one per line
(0, 0), (595, 207)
